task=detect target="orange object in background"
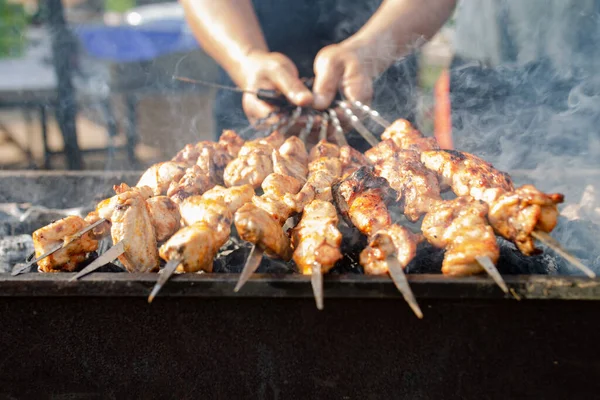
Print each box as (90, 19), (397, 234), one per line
(434, 69), (453, 150)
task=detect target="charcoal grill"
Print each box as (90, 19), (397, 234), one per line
(0, 171), (599, 399)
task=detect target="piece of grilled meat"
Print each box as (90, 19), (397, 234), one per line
(33, 216), (99, 273)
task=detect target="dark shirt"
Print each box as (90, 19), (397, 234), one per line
(213, 0), (419, 148)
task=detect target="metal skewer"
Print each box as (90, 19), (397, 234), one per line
(476, 256), (509, 293)
(279, 106), (303, 136)
(148, 259), (181, 303)
(239, 111), (280, 139)
(386, 256), (423, 319)
(298, 112), (315, 143)
(234, 244), (264, 292)
(351, 100), (391, 128)
(337, 101), (380, 147)
(311, 262), (324, 310)
(532, 230), (596, 278)
(319, 112), (329, 141)
(12, 218), (108, 276)
(69, 240), (126, 281)
(265, 115), (288, 136)
(327, 109), (348, 146)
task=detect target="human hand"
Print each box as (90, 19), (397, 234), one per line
(240, 51), (313, 125)
(312, 41), (374, 110)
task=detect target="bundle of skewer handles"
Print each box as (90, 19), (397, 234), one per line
(240, 98), (382, 149)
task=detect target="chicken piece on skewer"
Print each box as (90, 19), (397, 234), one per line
(272, 136), (309, 183)
(369, 143), (442, 222)
(334, 166), (396, 237)
(339, 145), (370, 179)
(84, 184), (179, 241)
(364, 139), (400, 165)
(489, 185), (564, 256)
(149, 184), (256, 302)
(167, 165), (216, 204)
(157, 185), (254, 280)
(360, 225), (419, 276)
(364, 124), (509, 289)
(421, 149), (563, 255)
(169, 138), (242, 202)
(234, 137), (311, 290)
(171, 130), (244, 167)
(110, 189), (160, 272)
(235, 174), (303, 262)
(32, 216), (99, 273)
(291, 199), (343, 309)
(285, 140), (342, 213)
(178, 184), (254, 227)
(136, 161), (188, 196)
(231, 137), (309, 259)
(218, 129), (245, 158)
(146, 196), (181, 243)
(84, 183), (154, 239)
(333, 166), (422, 318)
(422, 196), (500, 276)
(224, 131), (285, 188)
(381, 119), (440, 152)
(292, 200), (343, 275)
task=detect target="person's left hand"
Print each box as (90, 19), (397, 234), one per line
(311, 41), (374, 110)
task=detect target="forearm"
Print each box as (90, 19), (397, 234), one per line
(343, 0), (456, 77)
(180, 0), (268, 87)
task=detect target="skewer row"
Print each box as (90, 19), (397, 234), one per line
(17, 98), (595, 319)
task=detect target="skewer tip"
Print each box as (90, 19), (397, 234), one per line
(147, 259), (181, 304)
(532, 230), (596, 278)
(311, 263), (324, 311)
(147, 287), (160, 304)
(475, 255), (509, 294)
(386, 256), (423, 319)
(234, 245), (264, 292)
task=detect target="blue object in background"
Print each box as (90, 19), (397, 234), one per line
(74, 20), (199, 63)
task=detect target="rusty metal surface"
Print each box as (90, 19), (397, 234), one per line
(1, 273), (599, 300)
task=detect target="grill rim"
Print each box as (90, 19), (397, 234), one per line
(0, 273), (598, 300)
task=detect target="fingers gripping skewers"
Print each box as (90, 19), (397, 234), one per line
(149, 184), (255, 302)
(333, 166), (423, 318)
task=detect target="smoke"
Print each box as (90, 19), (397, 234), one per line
(449, 58), (600, 274)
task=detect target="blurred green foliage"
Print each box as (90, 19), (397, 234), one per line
(0, 0), (27, 58)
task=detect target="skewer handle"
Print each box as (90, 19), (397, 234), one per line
(351, 100), (391, 128)
(327, 109), (348, 146)
(319, 112), (329, 142)
(298, 113), (315, 143)
(279, 107), (303, 136)
(337, 101), (380, 147)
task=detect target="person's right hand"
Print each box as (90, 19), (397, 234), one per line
(240, 51), (313, 125)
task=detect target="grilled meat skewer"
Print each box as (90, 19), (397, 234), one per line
(420, 150), (564, 256)
(149, 184), (255, 302)
(31, 216), (99, 273)
(333, 166), (423, 318)
(234, 136), (309, 291)
(291, 199), (343, 310)
(110, 188), (161, 273)
(366, 121), (507, 290)
(224, 130), (285, 188)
